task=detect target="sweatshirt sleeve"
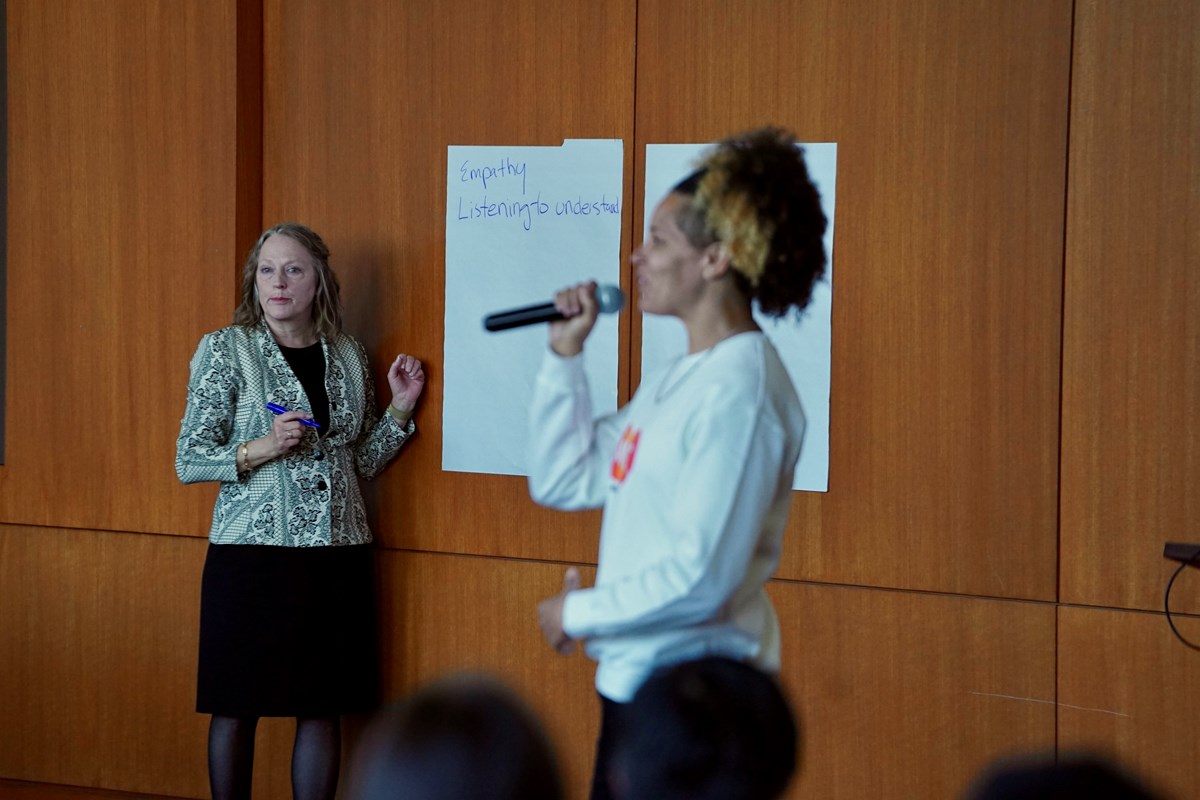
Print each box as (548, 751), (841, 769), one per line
(527, 348), (626, 511)
(561, 380), (792, 639)
(175, 331), (240, 485)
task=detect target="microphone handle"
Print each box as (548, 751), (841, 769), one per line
(483, 302), (565, 332)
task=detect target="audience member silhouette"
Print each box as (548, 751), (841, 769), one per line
(608, 657), (799, 800)
(965, 752), (1162, 800)
(347, 673), (565, 800)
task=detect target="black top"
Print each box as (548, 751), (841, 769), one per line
(279, 342), (330, 435)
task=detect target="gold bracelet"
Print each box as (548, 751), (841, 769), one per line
(237, 442), (249, 474)
(386, 404), (410, 426)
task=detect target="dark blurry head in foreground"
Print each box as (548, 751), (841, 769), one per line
(965, 752), (1162, 800)
(611, 657), (799, 800)
(348, 673), (564, 800)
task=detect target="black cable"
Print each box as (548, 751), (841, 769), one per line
(1163, 551), (1200, 651)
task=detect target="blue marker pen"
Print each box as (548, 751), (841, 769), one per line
(266, 402), (320, 427)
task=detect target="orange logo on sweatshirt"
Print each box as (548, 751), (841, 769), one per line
(610, 425), (640, 484)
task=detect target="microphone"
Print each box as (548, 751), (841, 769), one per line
(483, 284), (625, 332)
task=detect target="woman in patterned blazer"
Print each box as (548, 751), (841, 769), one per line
(176, 222), (425, 800)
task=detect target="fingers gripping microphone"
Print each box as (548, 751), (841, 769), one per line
(483, 284), (625, 332)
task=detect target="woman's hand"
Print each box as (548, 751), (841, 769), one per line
(537, 568), (580, 656)
(270, 410), (311, 458)
(548, 281), (600, 357)
(387, 354), (426, 419)
(235, 411), (310, 475)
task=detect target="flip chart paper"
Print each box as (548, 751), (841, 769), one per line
(443, 140), (624, 476)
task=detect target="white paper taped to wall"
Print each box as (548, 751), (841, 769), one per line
(443, 139), (624, 476)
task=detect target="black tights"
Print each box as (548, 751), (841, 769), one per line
(208, 715), (341, 800)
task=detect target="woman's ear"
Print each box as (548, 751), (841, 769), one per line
(701, 242), (734, 281)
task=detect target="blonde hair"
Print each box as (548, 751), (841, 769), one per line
(672, 127), (828, 316)
(233, 222), (343, 340)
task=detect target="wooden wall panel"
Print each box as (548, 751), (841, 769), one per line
(259, 0), (636, 563)
(3, 0), (1196, 798)
(375, 551), (600, 797)
(1058, 605), (1200, 799)
(0, 526), (214, 796)
(370, 555), (1057, 800)
(0, 524), (310, 800)
(0, 781), (183, 800)
(778, 583), (1056, 798)
(633, 0), (1071, 599)
(1, 0), (252, 539)
(1060, 0), (1200, 611)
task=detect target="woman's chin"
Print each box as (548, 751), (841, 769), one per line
(638, 300), (672, 318)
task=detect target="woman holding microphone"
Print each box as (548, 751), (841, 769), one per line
(529, 127), (827, 798)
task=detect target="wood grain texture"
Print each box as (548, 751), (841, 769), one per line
(776, 582), (1056, 798)
(1060, 0), (1200, 611)
(259, 0), (636, 564)
(0, 526), (213, 796)
(369, 554), (1059, 800)
(0, 524), (304, 800)
(4, 0), (1198, 798)
(633, 0), (1072, 599)
(235, 0), (265, 270)
(1058, 605), (1200, 799)
(0, 0), (251, 539)
(0, 781), (193, 800)
(374, 550), (600, 798)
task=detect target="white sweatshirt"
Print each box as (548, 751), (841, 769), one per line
(528, 331), (806, 702)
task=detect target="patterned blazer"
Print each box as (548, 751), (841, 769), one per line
(175, 322), (414, 547)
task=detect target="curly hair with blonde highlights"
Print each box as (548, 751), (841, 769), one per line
(672, 127), (828, 317)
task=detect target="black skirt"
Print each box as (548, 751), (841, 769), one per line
(197, 543), (380, 717)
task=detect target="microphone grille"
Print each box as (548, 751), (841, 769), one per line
(597, 284), (626, 314)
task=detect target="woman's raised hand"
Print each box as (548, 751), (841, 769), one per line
(387, 354), (425, 418)
(548, 280), (600, 357)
